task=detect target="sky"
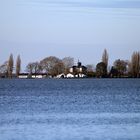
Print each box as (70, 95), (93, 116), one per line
(0, 0), (140, 71)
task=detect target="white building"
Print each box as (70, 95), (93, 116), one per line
(66, 73), (74, 78)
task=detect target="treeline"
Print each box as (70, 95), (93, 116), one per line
(0, 54), (21, 78)
(0, 49), (140, 78)
(26, 56), (74, 77)
(96, 50), (140, 78)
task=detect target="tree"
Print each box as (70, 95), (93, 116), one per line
(129, 51), (140, 77)
(86, 64), (95, 77)
(109, 66), (118, 78)
(102, 49), (109, 67)
(53, 61), (65, 76)
(96, 62), (107, 78)
(26, 62), (42, 77)
(40, 56), (64, 77)
(113, 59), (128, 77)
(32, 62), (42, 74)
(16, 55), (21, 77)
(62, 57), (74, 74)
(0, 61), (8, 77)
(7, 54), (14, 78)
(32, 62), (42, 75)
(102, 49), (109, 74)
(26, 63), (34, 76)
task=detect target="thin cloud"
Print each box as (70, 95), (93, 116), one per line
(25, 0), (140, 9)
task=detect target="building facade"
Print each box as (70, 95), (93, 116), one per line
(69, 61), (87, 77)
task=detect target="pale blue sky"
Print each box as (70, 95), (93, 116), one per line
(0, 0), (140, 71)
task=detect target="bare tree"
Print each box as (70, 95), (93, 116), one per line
(130, 51), (140, 77)
(26, 63), (34, 76)
(62, 57), (74, 74)
(32, 62), (42, 75)
(102, 49), (109, 67)
(26, 62), (42, 76)
(7, 54), (14, 78)
(54, 61), (65, 75)
(40, 56), (64, 77)
(16, 55), (21, 77)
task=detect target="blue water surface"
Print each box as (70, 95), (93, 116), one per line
(0, 79), (140, 140)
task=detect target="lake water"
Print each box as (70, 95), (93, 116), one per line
(0, 79), (140, 140)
